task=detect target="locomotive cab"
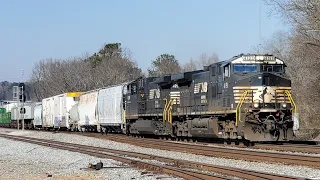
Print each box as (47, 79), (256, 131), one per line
(226, 54), (298, 141)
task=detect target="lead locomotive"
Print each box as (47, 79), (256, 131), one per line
(124, 54), (299, 142)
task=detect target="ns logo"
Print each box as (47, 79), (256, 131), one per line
(194, 82), (208, 94)
(172, 83), (179, 89)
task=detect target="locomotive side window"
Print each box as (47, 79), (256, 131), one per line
(129, 84), (137, 95)
(233, 64), (257, 72)
(132, 84), (137, 94)
(127, 85), (131, 94)
(224, 65), (230, 77)
(138, 79), (144, 89)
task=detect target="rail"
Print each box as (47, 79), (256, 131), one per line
(98, 133), (320, 168)
(236, 90), (248, 127)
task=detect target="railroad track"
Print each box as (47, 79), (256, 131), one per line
(77, 133), (320, 168)
(0, 134), (305, 180)
(63, 130), (320, 154)
(168, 139), (320, 154)
(250, 143), (320, 154)
(3, 127), (319, 154)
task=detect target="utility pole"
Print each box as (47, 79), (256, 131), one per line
(21, 69), (24, 130)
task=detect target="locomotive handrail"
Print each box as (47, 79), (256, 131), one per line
(163, 98), (168, 122)
(168, 99), (174, 124)
(162, 98), (174, 123)
(284, 90), (297, 114)
(236, 90), (248, 127)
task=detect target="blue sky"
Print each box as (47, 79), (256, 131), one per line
(0, 0), (286, 82)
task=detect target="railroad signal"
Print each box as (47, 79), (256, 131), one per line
(20, 107), (26, 114)
(18, 83), (26, 102)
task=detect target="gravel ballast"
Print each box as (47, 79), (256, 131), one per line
(0, 130), (180, 180)
(1, 128), (320, 179)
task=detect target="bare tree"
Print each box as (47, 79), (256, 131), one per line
(29, 43), (142, 101)
(198, 53), (220, 68)
(182, 53), (220, 72)
(265, 0), (320, 139)
(263, 31), (291, 59)
(182, 58), (198, 72)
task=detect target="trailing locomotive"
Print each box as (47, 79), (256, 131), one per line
(0, 54), (298, 142)
(125, 54), (298, 141)
(0, 101), (35, 129)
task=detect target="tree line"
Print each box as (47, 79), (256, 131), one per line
(26, 43), (219, 102)
(0, 44), (219, 103)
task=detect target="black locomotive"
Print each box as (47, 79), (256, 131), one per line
(124, 54), (298, 142)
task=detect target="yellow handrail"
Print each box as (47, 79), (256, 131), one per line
(236, 90), (248, 127)
(284, 90), (297, 114)
(168, 99), (174, 124)
(163, 98), (168, 122)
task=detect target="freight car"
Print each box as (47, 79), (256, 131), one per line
(0, 108), (11, 128)
(0, 101), (38, 129)
(42, 92), (81, 130)
(11, 102), (35, 129)
(0, 101), (16, 128)
(75, 83), (128, 133)
(124, 54), (298, 142)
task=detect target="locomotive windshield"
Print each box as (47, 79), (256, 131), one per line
(233, 64), (284, 73)
(233, 64), (258, 72)
(261, 64), (283, 72)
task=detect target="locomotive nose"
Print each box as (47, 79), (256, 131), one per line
(249, 72), (291, 87)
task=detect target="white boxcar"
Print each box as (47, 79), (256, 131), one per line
(33, 103), (43, 128)
(78, 90), (99, 130)
(11, 103), (35, 120)
(42, 97), (54, 128)
(53, 92), (80, 129)
(98, 84), (127, 132)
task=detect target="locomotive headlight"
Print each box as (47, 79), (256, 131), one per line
(253, 103), (259, 108)
(282, 103), (287, 108)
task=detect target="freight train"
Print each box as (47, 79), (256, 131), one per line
(0, 54), (299, 142)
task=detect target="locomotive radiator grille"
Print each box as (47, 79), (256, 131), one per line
(233, 86), (291, 104)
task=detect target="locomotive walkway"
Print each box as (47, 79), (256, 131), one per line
(0, 133), (305, 180)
